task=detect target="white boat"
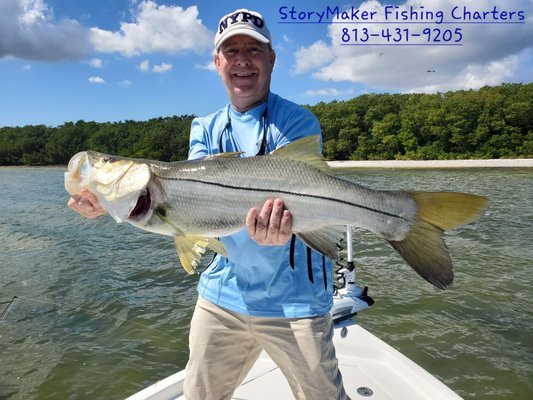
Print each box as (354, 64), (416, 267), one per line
(126, 288), (462, 400)
(125, 320), (461, 400)
(126, 229), (463, 400)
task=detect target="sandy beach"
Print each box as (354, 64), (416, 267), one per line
(327, 158), (533, 169)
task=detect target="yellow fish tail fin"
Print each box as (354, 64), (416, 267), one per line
(388, 192), (488, 289)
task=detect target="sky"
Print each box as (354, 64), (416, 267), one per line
(1, 0), (532, 127)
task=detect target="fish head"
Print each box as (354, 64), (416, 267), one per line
(65, 151), (152, 223)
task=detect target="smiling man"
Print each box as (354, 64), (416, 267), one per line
(67, 7), (349, 400)
(185, 8), (349, 400)
(214, 15), (275, 113)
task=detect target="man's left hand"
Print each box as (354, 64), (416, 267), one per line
(246, 198), (292, 246)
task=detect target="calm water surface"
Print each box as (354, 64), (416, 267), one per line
(0, 166), (531, 399)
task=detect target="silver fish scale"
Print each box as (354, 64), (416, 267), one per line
(147, 156), (417, 241)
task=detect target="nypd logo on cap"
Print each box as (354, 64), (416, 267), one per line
(215, 9), (271, 50)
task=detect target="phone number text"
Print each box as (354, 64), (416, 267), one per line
(340, 27), (463, 45)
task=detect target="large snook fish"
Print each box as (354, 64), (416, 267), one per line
(65, 136), (488, 289)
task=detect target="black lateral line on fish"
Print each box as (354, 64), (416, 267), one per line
(158, 176), (407, 221)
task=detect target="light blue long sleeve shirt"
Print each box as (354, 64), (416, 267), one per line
(188, 93), (333, 318)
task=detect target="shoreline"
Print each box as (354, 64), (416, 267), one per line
(0, 159), (532, 169)
(327, 158), (533, 169)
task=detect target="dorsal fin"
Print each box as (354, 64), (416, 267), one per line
(270, 135), (330, 172)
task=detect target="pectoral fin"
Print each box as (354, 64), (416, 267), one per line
(174, 234), (227, 274)
(154, 207), (228, 274)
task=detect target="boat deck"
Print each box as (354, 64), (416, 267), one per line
(127, 325), (462, 400)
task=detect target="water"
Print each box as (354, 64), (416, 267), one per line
(0, 166), (531, 399)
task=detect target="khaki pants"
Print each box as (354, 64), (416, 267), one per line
(184, 297), (349, 400)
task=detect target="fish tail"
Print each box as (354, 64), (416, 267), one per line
(388, 192), (488, 289)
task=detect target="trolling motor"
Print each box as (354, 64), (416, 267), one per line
(330, 226), (374, 329)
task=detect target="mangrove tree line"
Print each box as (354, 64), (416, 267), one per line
(0, 83), (531, 166)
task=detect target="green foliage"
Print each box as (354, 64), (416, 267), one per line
(306, 83), (532, 160)
(0, 115), (195, 166)
(0, 83), (531, 165)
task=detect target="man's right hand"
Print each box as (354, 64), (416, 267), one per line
(67, 189), (107, 218)
(245, 198), (292, 246)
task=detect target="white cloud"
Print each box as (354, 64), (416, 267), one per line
(152, 62), (172, 73)
(304, 88), (355, 97)
(1, 0), (213, 62)
(119, 79), (132, 87)
(88, 76), (105, 84)
(0, 0), (90, 61)
(138, 59), (174, 73)
(88, 57), (103, 68)
(407, 54), (522, 93)
(22, 64), (31, 70)
(293, 40), (334, 74)
(90, 1), (213, 56)
(195, 61), (217, 71)
(293, 0), (533, 93)
(138, 59), (150, 71)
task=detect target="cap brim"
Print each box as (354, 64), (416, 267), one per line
(216, 28), (270, 50)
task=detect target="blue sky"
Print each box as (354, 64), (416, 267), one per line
(1, 0), (532, 127)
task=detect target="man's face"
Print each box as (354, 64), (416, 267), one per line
(214, 35), (276, 112)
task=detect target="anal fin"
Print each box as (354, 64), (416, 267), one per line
(296, 226), (343, 260)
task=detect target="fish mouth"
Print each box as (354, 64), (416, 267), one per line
(129, 189), (151, 220)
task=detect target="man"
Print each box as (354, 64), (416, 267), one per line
(185, 9), (348, 400)
(68, 8), (348, 400)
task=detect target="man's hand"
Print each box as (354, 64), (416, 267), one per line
(67, 189), (107, 219)
(246, 198), (292, 246)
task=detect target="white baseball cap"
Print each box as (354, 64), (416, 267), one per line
(215, 9), (271, 50)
